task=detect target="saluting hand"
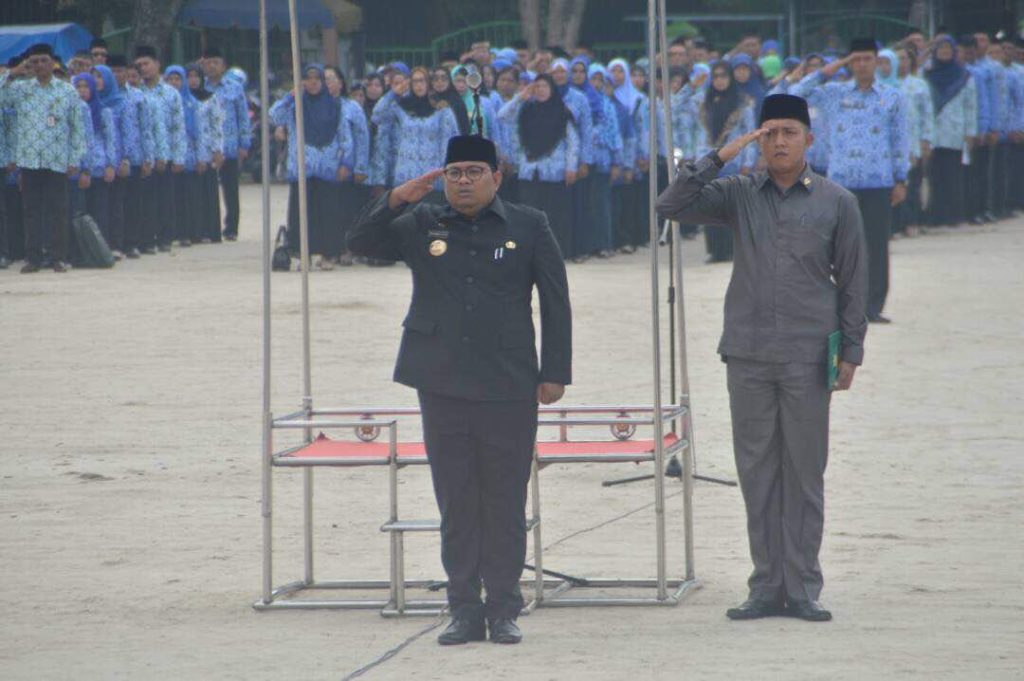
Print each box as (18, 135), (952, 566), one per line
(388, 168), (445, 209)
(537, 382), (565, 405)
(717, 127), (768, 165)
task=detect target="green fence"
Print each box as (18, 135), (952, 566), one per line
(592, 42), (646, 64)
(364, 21), (521, 70)
(799, 12), (915, 53)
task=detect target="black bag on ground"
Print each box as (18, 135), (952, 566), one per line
(72, 212), (115, 268)
(272, 225), (291, 271)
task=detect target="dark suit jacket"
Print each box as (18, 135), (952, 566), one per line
(348, 192), (572, 401)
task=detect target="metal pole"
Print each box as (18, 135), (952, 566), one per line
(656, 0), (677, 437)
(259, 0), (273, 606)
(646, 0), (667, 601)
(286, 0), (315, 587)
(788, 0), (798, 60)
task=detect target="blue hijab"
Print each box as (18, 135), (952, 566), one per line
(164, 65), (199, 139)
(300, 64), (340, 149)
(92, 65), (124, 110)
(570, 56), (605, 122)
(925, 36), (970, 113)
(876, 49), (900, 88)
(608, 58), (640, 138)
(72, 73), (103, 133)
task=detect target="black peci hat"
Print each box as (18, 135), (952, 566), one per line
(107, 54), (127, 68)
(444, 135), (498, 170)
(848, 37), (879, 54)
(134, 45), (158, 60)
(759, 94), (811, 128)
(25, 43), (55, 58)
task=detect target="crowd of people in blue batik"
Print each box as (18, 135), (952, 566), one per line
(0, 40), (248, 273)
(2, 28), (1022, 275)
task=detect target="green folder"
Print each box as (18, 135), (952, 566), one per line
(827, 331), (842, 390)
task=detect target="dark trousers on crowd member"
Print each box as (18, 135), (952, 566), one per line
(158, 171), (179, 246)
(966, 144), (991, 220)
(992, 141), (1010, 218)
(86, 180), (110, 239)
(519, 178), (572, 259)
(927, 149), (965, 226)
(123, 168), (144, 252)
(894, 161), (924, 234)
(219, 157), (241, 238)
(570, 173), (592, 258)
(140, 169), (171, 249)
(21, 169), (69, 266)
(585, 171), (613, 254)
(200, 169), (222, 242)
(726, 357), (831, 605)
(106, 175), (126, 252)
(175, 171), (202, 243)
(417, 390), (538, 621)
(1012, 144), (1024, 211)
(286, 179), (338, 257)
(852, 188), (891, 318)
(332, 180), (365, 259)
(5, 179), (25, 261)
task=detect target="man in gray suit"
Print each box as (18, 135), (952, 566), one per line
(657, 94), (867, 622)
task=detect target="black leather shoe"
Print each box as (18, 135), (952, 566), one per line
(437, 616), (485, 646)
(488, 618), (522, 644)
(786, 600), (832, 622)
(20, 262), (40, 274)
(868, 314), (892, 324)
(726, 598), (784, 620)
(0, 256), (9, 269)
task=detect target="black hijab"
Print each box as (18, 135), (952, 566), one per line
(301, 65), (340, 149)
(362, 74), (383, 121)
(703, 61), (743, 144)
(518, 73), (572, 162)
(187, 64), (213, 102)
(432, 67), (471, 135)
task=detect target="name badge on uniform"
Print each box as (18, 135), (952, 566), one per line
(494, 246), (505, 261)
(504, 240), (517, 250)
(429, 239), (447, 257)
(47, 115), (57, 127)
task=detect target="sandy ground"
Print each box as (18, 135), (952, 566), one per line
(1, 183), (1022, 680)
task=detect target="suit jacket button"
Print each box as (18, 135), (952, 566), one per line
(471, 225), (479, 233)
(465, 304), (473, 311)
(461, 335), (470, 343)
(465, 275), (474, 284)
(469, 249), (477, 256)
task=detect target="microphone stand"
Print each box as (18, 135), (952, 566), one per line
(470, 86), (485, 137)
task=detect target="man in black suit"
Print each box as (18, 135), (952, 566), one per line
(348, 136), (572, 646)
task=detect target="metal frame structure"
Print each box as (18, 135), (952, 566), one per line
(254, 0), (698, 615)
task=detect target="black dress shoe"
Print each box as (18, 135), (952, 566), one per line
(20, 262), (40, 274)
(157, 242), (172, 252)
(726, 598), (784, 620)
(140, 246), (157, 255)
(437, 616), (486, 646)
(786, 600), (832, 622)
(868, 314), (892, 324)
(223, 232), (238, 242)
(126, 248), (141, 259)
(488, 618), (522, 644)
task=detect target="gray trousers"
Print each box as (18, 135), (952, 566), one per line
(726, 357), (831, 604)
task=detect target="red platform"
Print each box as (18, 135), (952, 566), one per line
(277, 432), (681, 464)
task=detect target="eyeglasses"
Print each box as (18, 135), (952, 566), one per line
(443, 166), (488, 182)
(91, 50), (107, 58)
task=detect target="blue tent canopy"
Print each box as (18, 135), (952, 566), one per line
(178, 0), (334, 30)
(0, 23), (95, 66)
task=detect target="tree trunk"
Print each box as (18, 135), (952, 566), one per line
(519, 0), (541, 50)
(544, 0), (586, 51)
(907, 0), (927, 29)
(130, 0), (185, 60)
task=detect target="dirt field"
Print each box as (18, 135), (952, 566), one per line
(1, 184), (1021, 680)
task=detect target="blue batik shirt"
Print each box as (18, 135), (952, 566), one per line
(371, 92), (459, 191)
(269, 92), (351, 182)
(498, 97), (580, 182)
(78, 101), (119, 175)
(562, 87), (594, 165)
(142, 81), (187, 165)
(0, 73), (86, 173)
(791, 72), (909, 189)
(588, 97), (623, 173)
(207, 78), (251, 159)
(340, 98), (370, 179)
